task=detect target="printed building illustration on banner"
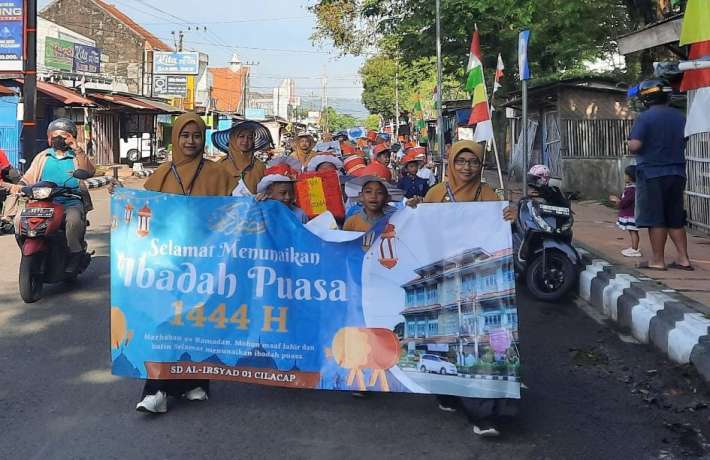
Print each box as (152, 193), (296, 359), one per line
(399, 248), (518, 377)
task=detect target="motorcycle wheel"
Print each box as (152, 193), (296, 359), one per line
(525, 250), (576, 302)
(19, 254), (44, 303)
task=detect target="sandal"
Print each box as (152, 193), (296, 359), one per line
(637, 261), (667, 271)
(669, 262), (694, 271)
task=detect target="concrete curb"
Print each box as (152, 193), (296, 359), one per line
(86, 176), (111, 189)
(575, 242), (710, 382)
(133, 169), (155, 178)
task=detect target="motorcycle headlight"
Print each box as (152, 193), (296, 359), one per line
(32, 187), (52, 200)
(532, 209), (554, 233)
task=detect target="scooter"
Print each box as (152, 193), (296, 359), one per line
(15, 170), (93, 303)
(512, 176), (581, 302)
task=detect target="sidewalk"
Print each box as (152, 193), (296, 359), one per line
(572, 200), (710, 307)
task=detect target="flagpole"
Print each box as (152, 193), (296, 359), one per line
(522, 79), (528, 198)
(435, 0), (445, 181)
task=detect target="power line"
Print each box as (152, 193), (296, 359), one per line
(140, 17), (311, 26)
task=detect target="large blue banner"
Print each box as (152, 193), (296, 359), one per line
(0, 0), (23, 71)
(111, 190), (520, 398)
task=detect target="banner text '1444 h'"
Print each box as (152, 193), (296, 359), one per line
(111, 190), (520, 399)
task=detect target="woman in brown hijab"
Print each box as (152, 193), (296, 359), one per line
(410, 140), (517, 437)
(137, 112), (230, 414)
(144, 113), (232, 196)
(211, 121), (273, 195)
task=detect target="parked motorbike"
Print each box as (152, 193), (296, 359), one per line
(15, 170), (93, 303)
(512, 176), (581, 302)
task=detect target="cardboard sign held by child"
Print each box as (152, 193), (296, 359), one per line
(295, 170), (345, 220)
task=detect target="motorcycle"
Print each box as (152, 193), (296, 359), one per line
(512, 177), (581, 302)
(15, 170), (93, 303)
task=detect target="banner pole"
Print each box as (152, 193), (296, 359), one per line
(435, 0), (445, 181)
(522, 79), (528, 198)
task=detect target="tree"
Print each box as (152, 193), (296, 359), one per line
(362, 114), (381, 131)
(322, 106), (359, 132)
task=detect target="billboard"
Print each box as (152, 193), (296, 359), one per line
(45, 37), (74, 72)
(73, 43), (100, 73)
(153, 75), (188, 97)
(0, 0), (23, 71)
(153, 52), (199, 75)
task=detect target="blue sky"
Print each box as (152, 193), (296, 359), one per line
(38, 0), (365, 100)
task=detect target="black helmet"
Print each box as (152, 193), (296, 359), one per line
(638, 79), (671, 106)
(47, 118), (78, 137)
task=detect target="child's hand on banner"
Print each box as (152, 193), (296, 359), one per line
(406, 196), (423, 208)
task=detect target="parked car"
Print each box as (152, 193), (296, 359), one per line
(120, 133), (153, 166)
(418, 354), (458, 375)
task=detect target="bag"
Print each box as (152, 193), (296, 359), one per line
(295, 170), (345, 220)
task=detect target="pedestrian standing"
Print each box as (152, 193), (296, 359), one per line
(628, 79), (692, 271)
(610, 165), (641, 258)
(138, 112), (233, 414)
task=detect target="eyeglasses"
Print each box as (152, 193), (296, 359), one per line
(453, 159), (481, 167)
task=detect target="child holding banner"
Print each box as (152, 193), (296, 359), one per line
(256, 158), (308, 224)
(342, 175), (402, 232)
(409, 140), (518, 437)
(138, 112), (233, 413)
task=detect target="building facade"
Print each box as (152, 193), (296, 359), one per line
(39, 0), (172, 96)
(400, 248), (517, 367)
(209, 54), (250, 114)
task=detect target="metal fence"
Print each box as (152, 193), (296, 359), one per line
(563, 119), (634, 158)
(686, 131), (710, 233)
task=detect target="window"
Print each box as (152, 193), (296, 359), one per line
(417, 288), (427, 304)
(427, 286), (438, 303)
(406, 290), (415, 306)
(428, 319), (438, 336)
(506, 313), (518, 325)
(407, 321), (416, 338)
(484, 315), (502, 327)
(417, 321), (426, 337)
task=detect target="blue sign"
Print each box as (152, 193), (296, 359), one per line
(518, 30), (531, 81)
(0, 0), (23, 71)
(245, 108), (267, 120)
(73, 43), (101, 73)
(110, 190), (521, 398)
(153, 52), (199, 75)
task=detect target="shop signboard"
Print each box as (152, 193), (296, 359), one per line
(153, 52), (199, 75)
(45, 36), (74, 72)
(0, 0), (23, 71)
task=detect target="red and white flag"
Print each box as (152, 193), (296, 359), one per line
(493, 53), (504, 95)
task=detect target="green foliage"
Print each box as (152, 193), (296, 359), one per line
(323, 106), (359, 132)
(363, 114), (381, 131)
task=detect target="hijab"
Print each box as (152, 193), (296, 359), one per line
(423, 140), (498, 203)
(221, 127), (267, 194)
(145, 113), (232, 196)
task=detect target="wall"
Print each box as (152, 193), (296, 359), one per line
(40, 0), (146, 94)
(558, 87), (631, 120)
(561, 157), (635, 200)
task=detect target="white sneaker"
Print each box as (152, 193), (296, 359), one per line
(473, 424), (501, 437)
(621, 248), (642, 258)
(438, 403), (457, 413)
(184, 386), (208, 401)
(136, 391), (167, 413)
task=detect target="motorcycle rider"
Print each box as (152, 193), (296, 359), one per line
(0, 147), (21, 233)
(0, 118), (95, 272)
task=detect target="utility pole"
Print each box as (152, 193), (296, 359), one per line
(22, 0), (38, 165)
(321, 68), (328, 132)
(394, 60), (400, 143)
(435, 0), (445, 178)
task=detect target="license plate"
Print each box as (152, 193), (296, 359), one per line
(22, 207), (54, 218)
(540, 204), (570, 216)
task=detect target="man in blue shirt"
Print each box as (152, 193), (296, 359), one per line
(628, 79), (692, 271)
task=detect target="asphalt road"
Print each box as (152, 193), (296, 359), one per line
(1, 190), (709, 459)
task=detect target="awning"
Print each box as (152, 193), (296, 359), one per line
(16, 79), (95, 106)
(617, 14), (683, 55)
(132, 96), (183, 114)
(89, 93), (156, 110)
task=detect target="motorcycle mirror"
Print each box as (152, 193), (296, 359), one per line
(72, 169), (91, 180)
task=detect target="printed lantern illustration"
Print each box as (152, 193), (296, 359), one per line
(361, 230), (376, 252)
(123, 203), (133, 224)
(378, 223), (398, 269)
(325, 327), (400, 392)
(110, 215), (118, 231)
(136, 203), (152, 237)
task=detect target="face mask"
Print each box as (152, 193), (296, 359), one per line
(51, 136), (69, 151)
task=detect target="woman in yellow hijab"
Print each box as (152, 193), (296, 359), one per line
(211, 120), (274, 195)
(138, 112), (231, 414)
(410, 140), (518, 436)
(144, 113), (232, 196)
